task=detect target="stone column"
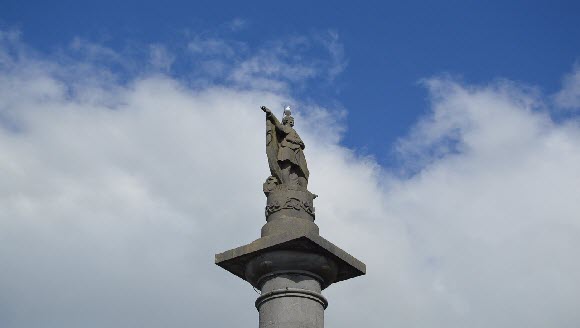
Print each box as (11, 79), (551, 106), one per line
(249, 190), (333, 327)
(257, 274), (325, 328)
(215, 105), (365, 327)
(216, 188), (365, 328)
(245, 248), (338, 328)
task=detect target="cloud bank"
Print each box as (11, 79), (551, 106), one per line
(1, 30), (579, 328)
(556, 63), (580, 110)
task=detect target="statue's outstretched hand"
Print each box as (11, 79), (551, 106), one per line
(261, 106), (271, 114)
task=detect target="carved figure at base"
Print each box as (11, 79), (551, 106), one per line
(261, 105), (310, 193)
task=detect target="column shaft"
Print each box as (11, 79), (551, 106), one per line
(256, 274), (326, 328)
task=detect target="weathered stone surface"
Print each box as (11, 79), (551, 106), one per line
(261, 176), (319, 237)
(245, 250), (338, 289)
(214, 105), (367, 328)
(257, 274), (325, 328)
(261, 105), (309, 192)
(265, 189), (316, 221)
(260, 216), (319, 237)
(214, 231), (366, 289)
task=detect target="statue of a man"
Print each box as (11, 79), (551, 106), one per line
(261, 106), (309, 192)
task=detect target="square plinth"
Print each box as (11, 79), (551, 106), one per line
(215, 231), (366, 284)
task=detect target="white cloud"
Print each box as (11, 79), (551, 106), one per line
(148, 44), (174, 72)
(70, 37), (124, 64)
(555, 63), (580, 110)
(187, 37), (243, 57)
(226, 18), (248, 32)
(369, 78), (580, 328)
(1, 31), (579, 328)
(186, 31), (346, 91)
(316, 30), (347, 80)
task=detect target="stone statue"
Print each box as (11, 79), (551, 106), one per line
(216, 105), (366, 328)
(261, 105), (310, 193)
(260, 105), (316, 235)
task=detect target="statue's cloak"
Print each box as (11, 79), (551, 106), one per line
(266, 119), (283, 182)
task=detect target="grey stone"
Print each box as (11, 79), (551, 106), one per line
(214, 105), (366, 328)
(214, 231), (366, 289)
(257, 274), (325, 328)
(261, 106), (309, 192)
(262, 188), (318, 237)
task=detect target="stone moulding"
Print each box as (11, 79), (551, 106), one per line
(265, 189), (316, 221)
(255, 288), (328, 310)
(265, 197), (315, 217)
(245, 250), (339, 289)
(214, 231), (366, 289)
(215, 105), (367, 328)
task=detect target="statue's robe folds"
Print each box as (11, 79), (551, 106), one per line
(266, 119), (283, 183)
(277, 125), (309, 179)
(265, 116), (309, 184)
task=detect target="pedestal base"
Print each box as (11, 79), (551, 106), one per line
(215, 231), (365, 328)
(215, 231), (366, 288)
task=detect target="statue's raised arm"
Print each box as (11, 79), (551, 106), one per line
(261, 106), (286, 134)
(261, 105), (310, 194)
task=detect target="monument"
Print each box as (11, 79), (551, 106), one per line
(215, 106), (366, 328)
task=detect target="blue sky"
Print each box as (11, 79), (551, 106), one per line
(4, 0), (579, 164)
(1, 2), (580, 328)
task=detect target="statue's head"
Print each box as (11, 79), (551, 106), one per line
(282, 106), (294, 127)
(282, 116), (295, 127)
